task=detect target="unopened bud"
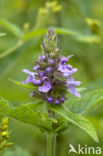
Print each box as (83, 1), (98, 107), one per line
(1, 125), (8, 131)
(86, 18), (100, 34)
(2, 118), (8, 126)
(53, 5), (62, 12)
(1, 131), (8, 137)
(6, 142), (13, 147)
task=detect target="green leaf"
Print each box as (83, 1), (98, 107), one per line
(67, 89), (103, 114)
(0, 97), (55, 132)
(0, 18), (23, 38)
(55, 27), (79, 36)
(23, 27), (80, 41)
(49, 105), (98, 142)
(87, 77), (103, 91)
(77, 35), (101, 44)
(3, 146), (31, 156)
(24, 27), (100, 44)
(0, 41), (23, 59)
(9, 79), (38, 90)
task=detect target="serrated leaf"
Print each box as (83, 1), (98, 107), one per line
(49, 105), (98, 142)
(67, 89), (103, 114)
(9, 79), (38, 90)
(0, 97), (56, 132)
(0, 18), (23, 38)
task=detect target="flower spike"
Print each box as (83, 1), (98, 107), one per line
(22, 28), (81, 104)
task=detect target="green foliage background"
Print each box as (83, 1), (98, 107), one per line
(0, 0), (103, 155)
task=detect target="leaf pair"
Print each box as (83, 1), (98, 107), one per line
(1, 80), (103, 142)
(0, 95), (99, 142)
(8, 80), (103, 142)
(0, 97), (56, 133)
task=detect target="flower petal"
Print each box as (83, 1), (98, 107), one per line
(33, 65), (40, 70)
(39, 55), (46, 60)
(22, 69), (37, 76)
(67, 80), (81, 86)
(38, 77), (51, 92)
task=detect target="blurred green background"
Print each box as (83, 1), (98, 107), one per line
(0, 0), (103, 155)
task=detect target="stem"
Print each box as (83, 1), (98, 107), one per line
(0, 41), (23, 59)
(47, 134), (56, 156)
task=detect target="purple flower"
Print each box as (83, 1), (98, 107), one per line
(69, 85), (81, 97)
(67, 65), (72, 70)
(49, 59), (54, 64)
(22, 75), (33, 83)
(22, 29), (81, 104)
(22, 69), (37, 83)
(61, 55), (73, 63)
(58, 60), (77, 75)
(63, 68), (78, 76)
(61, 57), (68, 63)
(61, 97), (65, 103)
(58, 55), (76, 75)
(39, 71), (46, 77)
(39, 55), (46, 60)
(30, 92), (34, 97)
(58, 63), (68, 73)
(46, 67), (52, 72)
(47, 97), (53, 103)
(54, 100), (60, 105)
(33, 79), (41, 85)
(38, 77), (52, 92)
(33, 65), (40, 70)
(66, 80), (81, 86)
(66, 77), (81, 97)
(22, 69), (41, 85)
(22, 69), (37, 76)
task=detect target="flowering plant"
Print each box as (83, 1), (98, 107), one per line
(22, 28), (81, 105)
(0, 28), (100, 156)
(20, 28), (98, 155)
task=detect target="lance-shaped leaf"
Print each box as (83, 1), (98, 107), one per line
(66, 89), (103, 114)
(49, 105), (98, 142)
(0, 18), (23, 38)
(77, 35), (101, 44)
(23, 27), (80, 41)
(0, 97), (56, 132)
(9, 79), (38, 90)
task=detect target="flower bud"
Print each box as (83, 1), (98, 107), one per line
(6, 142), (14, 147)
(47, 97), (53, 103)
(1, 125), (8, 131)
(86, 18), (101, 34)
(1, 131), (8, 137)
(54, 100), (60, 105)
(2, 118), (8, 126)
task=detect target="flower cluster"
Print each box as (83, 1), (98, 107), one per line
(0, 118), (13, 150)
(22, 28), (81, 105)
